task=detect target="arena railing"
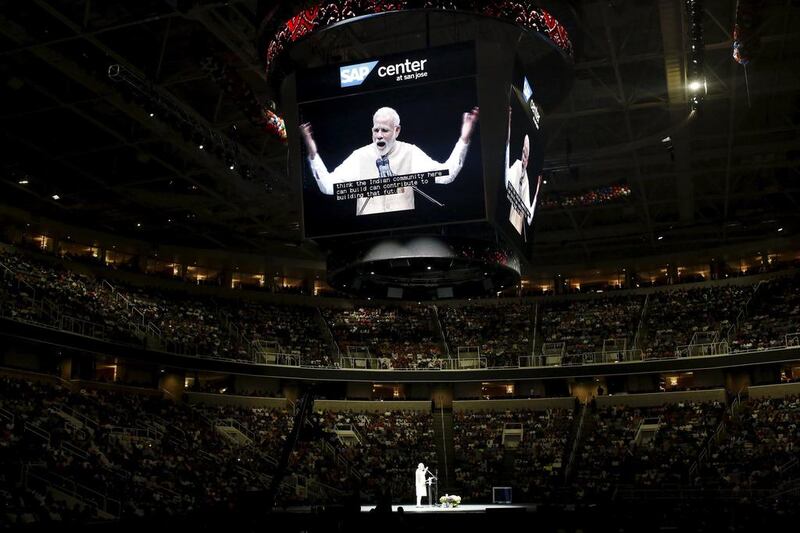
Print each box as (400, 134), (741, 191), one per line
(60, 314), (116, 341)
(787, 332), (800, 348)
(107, 425), (163, 442)
(632, 294), (649, 350)
(323, 437), (364, 481)
(338, 356), (484, 370)
(531, 349), (644, 367)
(565, 402), (587, 480)
(24, 463), (122, 518)
(53, 403), (98, 434)
(100, 279), (161, 339)
(60, 440), (89, 461)
(251, 339), (281, 364)
(0, 279), (161, 352)
(0, 406), (14, 427)
(672, 341), (730, 359)
(316, 306), (342, 361)
(217, 417), (257, 443)
(602, 338), (628, 355)
(23, 420), (51, 446)
(0, 259), (37, 301)
(432, 305), (451, 358)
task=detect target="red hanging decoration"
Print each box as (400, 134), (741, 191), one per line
(732, 0), (763, 65)
(264, 1), (573, 79)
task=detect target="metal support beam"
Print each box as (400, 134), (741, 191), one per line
(658, 0), (694, 224)
(603, 7), (656, 247)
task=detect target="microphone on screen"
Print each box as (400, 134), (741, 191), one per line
(376, 156), (392, 177)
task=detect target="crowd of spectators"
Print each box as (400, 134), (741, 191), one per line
(511, 410), (574, 500)
(441, 304), (532, 366)
(705, 395), (800, 495)
(539, 296), (644, 356)
(0, 251), (140, 343)
(226, 301), (329, 366)
(4, 363), (800, 524)
(0, 374), (301, 525)
(572, 401), (725, 501)
(0, 249), (330, 364)
(642, 285), (753, 359)
(453, 409), (573, 501)
(316, 410), (437, 503)
(732, 274), (800, 351)
(4, 247), (800, 370)
(323, 306), (444, 369)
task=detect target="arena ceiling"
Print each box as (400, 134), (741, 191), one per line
(0, 0), (798, 271)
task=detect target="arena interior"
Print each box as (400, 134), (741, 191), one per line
(1, 1), (800, 531)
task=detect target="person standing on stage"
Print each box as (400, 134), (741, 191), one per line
(415, 462), (430, 507)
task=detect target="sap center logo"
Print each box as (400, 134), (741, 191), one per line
(339, 61), (379, 87)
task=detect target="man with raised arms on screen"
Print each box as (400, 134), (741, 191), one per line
(505, 111), (541, 236)
(300, 106), (479, 216)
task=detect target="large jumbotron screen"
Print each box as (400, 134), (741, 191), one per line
(297, 44), (485, 239)
(496, 83), (545, 251)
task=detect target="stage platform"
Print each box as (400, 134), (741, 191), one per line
(282, 503), (533, 514)
(363, 504), (534, 513)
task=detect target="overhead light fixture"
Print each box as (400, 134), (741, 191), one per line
(657, 235), (664, 240)
(778, 227), (784, 232)
(18, 179), (29, 185)
(684, 0), (705, 112)
(51, 194), (60, 200)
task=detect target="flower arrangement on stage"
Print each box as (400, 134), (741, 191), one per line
(439, 494), (461, 508)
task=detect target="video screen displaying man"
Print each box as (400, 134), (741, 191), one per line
(296, 44), (485, 239)
(505, 108), (542, 236)
(500, 86), (544, 245)
(300, 105), (479, 216)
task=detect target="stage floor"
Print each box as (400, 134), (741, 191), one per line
(361, 504), (534, 513)
(281, 503), (535, 514)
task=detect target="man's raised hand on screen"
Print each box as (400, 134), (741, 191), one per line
(299, 122), (318, 159)
(460, 106), (480, 143)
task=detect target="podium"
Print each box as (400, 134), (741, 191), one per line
(426, 473), (438, 506)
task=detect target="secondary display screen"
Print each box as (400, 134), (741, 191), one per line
(297, 44), (484, 239)
(497, 85), (545, 249)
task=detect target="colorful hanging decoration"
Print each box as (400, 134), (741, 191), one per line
(732, 0), (763, 65)
(202, 56), (287, 144)
(263, 1), (574, 79)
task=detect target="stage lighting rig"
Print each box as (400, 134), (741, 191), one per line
(201, 56), (287, 144)
(107, 64), (281, 192)
(684, 0), (706, 112)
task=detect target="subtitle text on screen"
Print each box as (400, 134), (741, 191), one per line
(333, 170), (448, 201)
